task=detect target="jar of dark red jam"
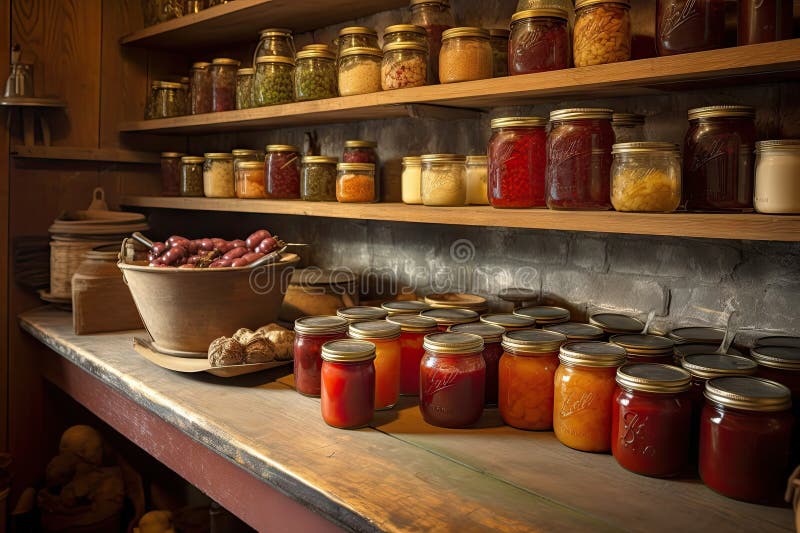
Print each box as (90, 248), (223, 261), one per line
(420, 333), (486, 428)
(479, 313), (535, 331)
(387, 315), (438, 396)
(382, 300), (431, 317)
(499, 329), (566, 430)
(589, 312), (644, 338)
(513, 305), (570, 326)
(543, 322), (605, 341)
(684, 106), (757, 212)
(488, 117), (548, 208)
(294, 316), (350, 397)
(343, 140), (379, 201)
(612, 364), (692, 477)
(420, 308), (479, 332)
(610, 334), (675, 364)
(750, 345), (800, 458)
(320, 339), (377, 429)
(265, 144), (301, 199)
(739, 0), (793, 45)
(450, 322), (506, 406)
(656, 0), (725, 56)
(509, 8), (570, 75)
(546, 108), (615, 210)
(336, 306), (389, 324)
(699, 376), (793, 503)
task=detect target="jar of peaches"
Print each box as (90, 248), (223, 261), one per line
(387, 315), (438, 396)
(348, 320), (402, 410)
(553, 341), (627, 452)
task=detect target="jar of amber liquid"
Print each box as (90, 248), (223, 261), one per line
(612, 364), (692, 477)
(553, 341), (627, 452)
(573, 0), (631, 67)
(450, 323), (507, 406)
(387, 315), (438, 396)
(348, 321), (402, 410)
(320, 339), (376, 429)
(294, 316), (350, 397)
(499, 329), (567, 430)
(656, 0), (725, 56)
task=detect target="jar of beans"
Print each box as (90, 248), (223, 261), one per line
(266, 145), (301, 199)
(236, 67), (254, 109)
(573, 0), (631, 67)
(254, 56), (295, 107)
(337, 163), (376, 203)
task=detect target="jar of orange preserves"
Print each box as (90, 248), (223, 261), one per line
(553, 341), (627, 452)
(348, 320), (401, 410)
(499, 329), (567, 430)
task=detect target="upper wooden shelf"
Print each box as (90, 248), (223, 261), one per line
(120, 0), (408, 50)
(121, 196), (800, 242)
(11, 145), (160, 164)
(119, 40), (800, 134)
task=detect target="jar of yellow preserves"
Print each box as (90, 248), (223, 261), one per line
(573, 0), (631, 67)
(611, 142), (681, 212)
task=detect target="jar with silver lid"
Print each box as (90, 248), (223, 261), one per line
(754, 140), (800, 214)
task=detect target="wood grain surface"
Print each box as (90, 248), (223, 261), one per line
(0, 0), (9, 451)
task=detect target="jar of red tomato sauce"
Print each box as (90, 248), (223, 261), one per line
(546, 108), (615, 210)
(612, 363), (692, 477)
(509, 8), (570, 75)
(420, 333), (486, 428)
(265, 144), (301, 199)
(450, 322), (506, 406)
(320, 339), (377, 429)
(488, 117), (548, 208)
(293, 316), (350, 397)
(699, 376), (793, 503)
(387, 315), (438, 396)
(420, 308), (479, 332)
(610, 334), (675, 364)
(348, 320), (402, 410)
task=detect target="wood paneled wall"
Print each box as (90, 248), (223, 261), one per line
(1, 0), (10, 452)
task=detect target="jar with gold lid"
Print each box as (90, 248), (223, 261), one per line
(480, 313), (536, 332)
(383, 24), (429, 47)
(338, 47), (383, 97)
(573, 0), (631, 67)
(235, 161), (266, 199)
(320, 339), (376, 429)
(302, 156), (338, 201)
(337, 26), (380, 58)
(401, 156), (423, 204)
(148, 81), (184, 119)
(210, 58), (240, 112)
(543, 322), (605, 341)
(232, 148), (262, 169)
(440, 27), (493, 84)
(295, 48), (337, 101)
(180, 156), (205, 197)
(254, 56), (295, 107)
(489, 116), (548, 208)
(253, 28), (295, 65)
(203, 152), (235, 198)
(265, 144), (300, 199)
(513, 305), (570, 326)
(667, 325), (725, 345)
(382, 300), (431, 316)
(589, 312), (644, 337)
(337, 163), (376, 203)
(421, 307), (480, 332)
(610, 333), (675, 364)
(235, 68), (254, 110)
(425, 292), (488, 313)
(409, 0), (455, 84)
(449, 322), (506, 406)
(381, 42), (428, 90)
(349, 320), (402, 410)
(656, 0), (725, 56)
(161, 152), (185, 196)
(421, 154), (467, 206)
(294, 316), (350, 397)
(754, 140), (800, 214)
(337, 306), (388, 324)
(611, 142), (681, 213)
(509, 8), (570, 75)
(190, 61), (212, 115)
(387, 314), (437, 397)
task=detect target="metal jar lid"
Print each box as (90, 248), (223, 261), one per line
(344, 140), (378, 149)
(756, 140), (800, 153)
(232, 149), (260, 157)
(576, 0), (631, 9)
(681, 353), (757, 380)
(420, 308), (479, 325)
(339, 47), (383, 59)
(255, 55), (295, 66)
(302, 156), (339, 165)
(338, 26), (378, 37)
(211, 58), (241, 66)
(612, 112), (644, 125)
(152, 81), (183, 89)
(402, 156), (422, 165)
(386, 315), (438, 332)
(349, 320), (401, 340)
(480, 313), (536, 330)
(383, 42), (428, 53)
(466, 155), (488, 165)
(491, 117), (547, 129)
(589, 313), (644, 334)
(543, 322), (605, 341)
(296, 49), (336, 60)
(336, 306), (388, 322)
(294, 315), (349, 335)
(502, 329), (566, 355)
(266, 144), (300, 153)
(409, 0), (448, 6)
(381, 300), (431, 314)
(558, 341), (627, 368)
(301, 44), (333, 52)
(425, 292), (486, 310)
(667, 326), (725, 345)
(237, 67), (255, 75)
(442, 27), (490, 40)
(420, 154), (467, 163)
(498, 287), (538, 303)
(687, 105), (755, 121)
(755, 336), (800, 349)
(203, 152), (233, 159)
(611, 142), (679, 154)
(750, 345), (800, 371)
(321, 339), (376, 363)
(704, 376), (791, 412)
(610, 334), (675, 354)
(674, 343), (743, 360)
(237, 161), (265, 170)
(384, 24), (427, 36)
(514, 305), (570, 324)
(511, 8), (568, 24)
(550, 108), (614, 121)
(450, 322), (505, 343)
(180, 156), (205, 163)
(337, 162), (375, 172)
(160, 152), (185, 158)
(616, 363), (691, 393)
(191, 61), (211, 69)
(257, 28), (292, 37)
(423, 332), (484, 354)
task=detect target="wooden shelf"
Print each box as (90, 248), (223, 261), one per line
(121, 196), (800, 242)
(121, 0), (408, 50)
(118, 40), (800, 134)
(12, 145), (159, 164)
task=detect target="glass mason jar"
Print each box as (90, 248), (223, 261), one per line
(573, 0), (631, 67)
(465, 155), (489, 205)
(149, 81), (183, 119)
(235, 68), (254, 110)
(341, 140), (380, 201)
(348, 321), (402, 410)
(544, 322), (605, 342)
(401, 156), (423, 204)
(381, 42), (428, 90)
(421, 154), (467, 206)
(301, 156), (338, 201)
(235, 161), (266, 199)
(450, 323), (507, 407)
(611, 113), (645, 143)
(409, 0), (455, 84)
(611, 142), (681, 213)
(440, 27), (493, 84)
(202, 153), (234, 198)
(513, 305), (570, 326)
(547, 108), (615, 210)
(265, 144), (301, 199)
(185, 0), (204, 14)
(253, 28), (295, 66)
(498, 329), (567, 430)
(336, 306), (389, 325)
(320, 339), (377, 429)
(381, 300), (431, 316)
(699, 376), (793, 503)
(553, 341), (627, 452)
(210, 58), (239, 112)
(589, 312), (645, 337)
(232, 148), (262, 169)
(179, 77), (190, 116)
(610, 334), (675, 364)
(387, 315), (438, 396)
(420, 332), (486, 428)
(384, 24), (429, 47)
(739, 0), (793, 45)
(180, 156), (205, 197)
(295, 49), (337, 102)
(489, 28), (510, 78)
(489, 117), (548, 208)
(612, 364), (693, 477)
(421, 308), (480, 332)
(338, 47), (383, 97)
(160, 152), (184, 196)
(294, 316), (350, 397)
(509, 8), (570, 75)
(684, 105), (756, 212)
(254, 56), (295, 107)
(751, 345), (800, 401)
(336, 163), (376, 203)
(336, 26), (380, 58)
(480, 313), (536, 332)
(656, 0), (725, 56)
(190, 61), (212, 115)
(754, 140), (800, 214)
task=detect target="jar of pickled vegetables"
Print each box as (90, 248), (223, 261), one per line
(402, 156), (423, 204)
(295, 48), (337, 102)
(349, 320), (402, 410)
(513, 305), (570, 326)
(553, 341), (627, 452)
(589, 312), (645, 337)
(544, 322), (605, 341)
(739, 0), (793, 45)
(235, 161), (266, 199)
(338, 48), (383, 96)
(509, 8), (570, 75)
(381, 42), (428, 90)
(203, 153), (234, 198)
(180, 156), (204, 197)
(254, 56), (295, 107)
(149, 81), (183, 119)
(337, 306), (389, 324)
(254, 28), (295, 65)
(384, 24), (429, 47)
(337, 163), (376, 203)
(611, 113), (645, 143)
(699, 376), (793, 503)
(499, 329), (567, 429)
(611, 142), (681, 213)
(610, 334), (675, 364)
(421, 308), (480, 332)
(160, 152), (184, 196)
(235, 68), (254, 110)
(489, 117), (548, 208)
(294, 316), (350, 397)
(421, 154), (467, 207)
(420, 333), (486, 428)
(409, 0), (455, 84)
(489, 28), (510, 78)
(320, 339), (376, 429)
(382, 300), (431, 316)
(547, 108), (615, 210)
(337, 26), (380, 58)
(265, 144), (300, 199)
(190, 62), (212, 115)
(210, 58), (240, 112)
(684, 105), (756, 212)
(439, 27), (493, 84)
(612, 363), (692, 477)
(387, 315), (438, 396)
(450, 322), (507, 406)
(573, 0), (631, 67)
(302, 156), (338, 201)
(754, 140), (800, 214)
(656, 0), (725, 56)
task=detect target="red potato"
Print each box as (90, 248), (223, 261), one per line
(209, 258), (233, 268)
(222, 247), (248, 260)
(167, 235), (190, 247)
(150, 242), (168, 257)
(198, 238), (215, 251)
(241, 252), (264, 264)
(161, 245), (187, 265)
(246, 230), (271, 250)
(230, 257), (250, 267)
(254, 236), (278, 255)
(229, 239), (247, 249)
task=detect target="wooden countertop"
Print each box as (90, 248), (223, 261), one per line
(19, 307), (794, 532)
